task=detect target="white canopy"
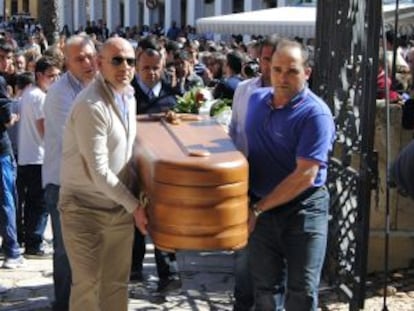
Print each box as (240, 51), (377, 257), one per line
(383, 3), (414, 34)
(196, 4), (414, 39)
(196, 7), (316, 39)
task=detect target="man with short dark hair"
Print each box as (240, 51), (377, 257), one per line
(14, 50), (27, 74)
(184, 40), (206, 78)
(130, 47), (181, 293)
(173, 50), (204, 95)
(17, 56), (61, 259)
(246, 39), (335, 311)
(384, 30), (409, 75)
(132, 48), (177, 114)
(165, 40), (181, 65)
(213, 50), (244, 102)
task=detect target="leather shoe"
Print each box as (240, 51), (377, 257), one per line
(129, 270), (143, 282)
(157, 275), (182, 293)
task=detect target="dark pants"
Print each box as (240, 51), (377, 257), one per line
(132, 227), (178, 279)
(16, 164), (48, 251)
(249, 187), (329, 311)
(45, 184), (71, 311)
(0, 154), (20, 259)
(131, 227), (146, 274)
(233, 246), (254, 311)
(233, 229), (283, 311)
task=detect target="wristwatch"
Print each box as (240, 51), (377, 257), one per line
(251, 203), (263, 217)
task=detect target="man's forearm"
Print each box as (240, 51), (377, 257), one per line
(255, 162), (319, 212)
(36, 119), (44, 138)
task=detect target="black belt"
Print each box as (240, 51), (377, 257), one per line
(249, 185), (327, 208)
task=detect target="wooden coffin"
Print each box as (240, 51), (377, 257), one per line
(135, 114), (248, 252)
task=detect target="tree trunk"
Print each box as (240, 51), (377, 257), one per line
(37, 0), (59, 45)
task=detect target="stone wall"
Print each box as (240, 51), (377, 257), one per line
(368, 102), (414, 272)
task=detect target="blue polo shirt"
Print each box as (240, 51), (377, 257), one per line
(245, 87), (335, 199)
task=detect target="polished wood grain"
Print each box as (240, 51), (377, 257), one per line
(135, 115), (249, 251)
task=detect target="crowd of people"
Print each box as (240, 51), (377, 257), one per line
(377, 30), (414, 104)
(0, 16), (413, 311)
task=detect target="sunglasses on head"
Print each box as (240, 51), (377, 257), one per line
(111, 56), (136, 67)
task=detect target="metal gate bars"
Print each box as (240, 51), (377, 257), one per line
(313, 0), (382, 310)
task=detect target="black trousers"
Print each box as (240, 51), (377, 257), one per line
(16, 164), (48, 251)
(132, 227), (178, 279)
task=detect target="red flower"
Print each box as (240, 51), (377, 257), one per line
(195, 91), (206, 104)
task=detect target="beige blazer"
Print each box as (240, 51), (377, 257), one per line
(59, 74), (139, 213)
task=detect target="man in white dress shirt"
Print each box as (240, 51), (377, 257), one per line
(42, 34), (97, 311)
(229, 34), (279, 311)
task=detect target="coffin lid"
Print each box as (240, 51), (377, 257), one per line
(135, 115), (248, 187)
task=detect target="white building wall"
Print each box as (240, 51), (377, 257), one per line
(186, 0), (203, 27)
(59, 0), (295, 37)
(89, 0), (104, 22)
(124, 0), (140, 28)
(164, 0), (180, 30)
(106, 0), (121, 32)
(0, 1), (4, 19)
(74, 0), (87, 31)
(64, 1), (74, 32)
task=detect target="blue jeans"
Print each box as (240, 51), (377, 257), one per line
(233, 239), (284, 311)
(249, 187), (329, 311)
(45, 184), (70, 311)
(0, 154), (20, 259)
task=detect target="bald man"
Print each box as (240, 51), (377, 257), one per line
(59, 37), (148, 311)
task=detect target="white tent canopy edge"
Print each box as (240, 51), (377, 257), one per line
(196, 4), (414, 39)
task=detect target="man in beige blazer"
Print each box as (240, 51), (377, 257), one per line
(59, 37), (148, 311)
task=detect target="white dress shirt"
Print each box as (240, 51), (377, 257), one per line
(42, 72), (85, 187)
(229, 77), (263, 156)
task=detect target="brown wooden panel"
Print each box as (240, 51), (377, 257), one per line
(150, 224), (248, 251)
(152, 161), (247, 186)
(135, 116), (248, 186)
(149, 196), (248, 230)
(135, 116), (249, 251)
(150, 181), (248, 205)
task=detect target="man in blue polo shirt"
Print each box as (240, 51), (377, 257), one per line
(245, 39), (335, 311)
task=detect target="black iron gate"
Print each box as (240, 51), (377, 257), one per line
(313, 0), (382, 310)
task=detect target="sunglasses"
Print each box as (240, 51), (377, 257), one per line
(110, 56), (136, 67)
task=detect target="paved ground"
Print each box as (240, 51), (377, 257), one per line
(0, 216), (238, 311)
(1, 222), (413, 310)
(0, 242), (237, 311)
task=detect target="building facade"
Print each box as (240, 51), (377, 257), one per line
(1, 0), (315, 33)
(1, 0), (39, 19)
